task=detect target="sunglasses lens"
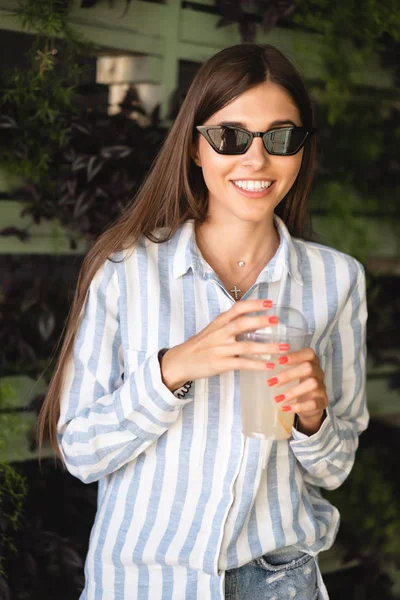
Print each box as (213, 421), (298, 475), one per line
(207, 127), (251, 154)
(265, 128), (308, 155)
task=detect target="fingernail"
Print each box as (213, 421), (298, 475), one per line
(278, 356), (289, 365)
(278, 343), (289, 351)
(282, 406), (291, 412)
(275, 394), (285, 402)
(263, 300), (273, 308)
(269, 316), (279, 324)
(266, 362), (275, 370)
(267, 377), (279, 386)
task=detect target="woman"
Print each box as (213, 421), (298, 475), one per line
(38, 43), (368, 600)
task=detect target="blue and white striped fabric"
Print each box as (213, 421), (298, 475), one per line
(58, 215), (368, 600)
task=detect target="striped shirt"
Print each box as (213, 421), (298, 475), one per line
(58, 214), (368, 600)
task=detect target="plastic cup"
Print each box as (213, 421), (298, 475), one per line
(237, 306), (312, 440)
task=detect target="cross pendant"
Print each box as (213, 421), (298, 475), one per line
(230, 285), (241, 300)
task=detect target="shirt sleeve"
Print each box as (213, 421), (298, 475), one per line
(289, 260), (369, 490)
(57, 258), (193, 484)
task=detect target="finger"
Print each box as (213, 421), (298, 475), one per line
(272, 377), (325, 404)
(278, 347), (319, 366)
(219, 341), (289, 359)
(218, 355), (283, 373)
(283, 396), (328, 413)
(213, 298), (274, 331)
(267, 361), (325, 386)
(282, 400), (326, 415)
(225, 313), (282, 340)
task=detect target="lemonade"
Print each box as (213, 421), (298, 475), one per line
(237, 306), (311, 441)
(240, 357), (298, 440)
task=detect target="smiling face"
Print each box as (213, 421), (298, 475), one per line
(192, 80), (304, 225)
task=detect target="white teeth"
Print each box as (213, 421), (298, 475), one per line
(233, 180), (272, 191)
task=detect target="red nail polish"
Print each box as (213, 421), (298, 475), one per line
(279, 343), (289, 351)
(267, 377), (279, 386)
(282, 406), (291, 412)
(275, 394), (285, 402)
(269, 316), (279, 324)
(266, 362), (275, 370)
(263, 300), (273, 308)
(278, 356), (289, 365)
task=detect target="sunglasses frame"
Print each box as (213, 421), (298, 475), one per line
(196, 125), (316, 156)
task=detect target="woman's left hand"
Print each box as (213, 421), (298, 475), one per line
(267, 348), (328, 436)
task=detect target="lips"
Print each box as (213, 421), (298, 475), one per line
(230, 180), (276, 197)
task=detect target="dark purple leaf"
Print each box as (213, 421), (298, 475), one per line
(0, 576), (10, 600)
(0, 227), (29, 241)
(71, 121), (91, 135)
(67, 178), (77, 196)
(21, 292), (39, 312)
(262, 5), (279, 30)
(78, 215), (92, 233)
(16, 206), (31, 219)
(241, 0), (258, 10)
(100, 145), (132, 159)
(17, 338), (37, 362)
(94, 186), (109, 199)
(22, 182), (41, 202)
(0, 115), (18, 129)
(58, 193), (71, 206)
(73, 191), (93, 218)
(120, 0), (132, 18)
(87, 156), (105, 182)
(280, 2), (296, 18)
(218, 0), (243, 20)
(216, 16), (235, 27)
(80, 0), (98, 7)
(239, 18), (257, 42)
(38, 312), (55, 341)
(72, 155), (89, 172)
(63, 147), (76, 162)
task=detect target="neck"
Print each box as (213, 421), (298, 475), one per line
(195, 214), (280, 274)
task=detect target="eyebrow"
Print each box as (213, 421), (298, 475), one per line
(216, 119), (299, 129)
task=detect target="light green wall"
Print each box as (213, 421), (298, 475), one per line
(1, 200), (398, 262)
(0, 0), (394, 122)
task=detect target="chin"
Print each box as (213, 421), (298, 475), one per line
(232, 210), (272, 224)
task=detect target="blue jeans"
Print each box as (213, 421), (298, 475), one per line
(224, 548), (320, 600)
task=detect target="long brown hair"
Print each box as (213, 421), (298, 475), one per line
(37, 43), (317, 459)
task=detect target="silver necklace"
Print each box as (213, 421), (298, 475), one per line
(196, 229), (272, 300)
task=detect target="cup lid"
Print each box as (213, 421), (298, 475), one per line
(256, 306), (309, 337)
(236, 305), (310, 343)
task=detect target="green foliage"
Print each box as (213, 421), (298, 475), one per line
(325, 444), (400, 593)
(14, 0), (70, 34)
(0, 385), (28, 576)
(0, 0), (96, 187)
(312, 99), (400, 214)
(327, 449), (400, 557)
(0, 464), (27, 576)
(294, 0), (400, 123)
(0, 383), (26, 450)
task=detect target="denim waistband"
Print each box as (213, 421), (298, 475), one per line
(262, 546), (306, 562)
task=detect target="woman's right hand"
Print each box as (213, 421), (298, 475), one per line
(160, 299), (288, 392)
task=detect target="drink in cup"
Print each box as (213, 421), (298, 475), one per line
(237, 306), (311, 441)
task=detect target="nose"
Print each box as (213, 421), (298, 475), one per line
(240, 137), (270, 170)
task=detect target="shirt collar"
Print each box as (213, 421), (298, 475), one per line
(172, 215), (303, 286)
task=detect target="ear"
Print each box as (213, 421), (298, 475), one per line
(190, 144), (202, 167)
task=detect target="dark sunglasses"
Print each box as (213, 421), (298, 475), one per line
(196, 125), (316, 156)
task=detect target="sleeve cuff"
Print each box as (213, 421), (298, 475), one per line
(148, 350), (195, 410)
(290, 404), (340, 456)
